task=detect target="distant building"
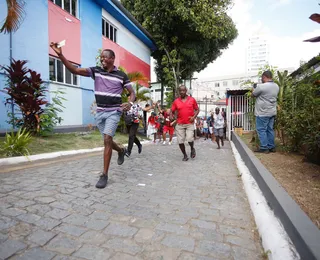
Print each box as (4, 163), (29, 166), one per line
(246, 35), (270, 73)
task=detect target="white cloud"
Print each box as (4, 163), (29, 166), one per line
(269, 0), (293, 10)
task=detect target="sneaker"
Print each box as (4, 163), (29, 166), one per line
(169, 141), (172, 145)
(117, 148), (127, 165)
(269, 148), (276, 153)
(138, 144), (142, 154)
(163, 141), (166, 145)
(96, 174), (108, 189)
(191, 148), (196, 158)
(125, 150), (131, 157)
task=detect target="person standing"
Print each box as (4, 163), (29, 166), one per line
(202, 117), (209, 140)
(124, 101), (154, 157)
(147, 112), (158, 143)
(50, 43), (135, 189)
(170, 85), (199, 161)
(252, 70), (279, 153)
(213, 107), (225, 149)
(157, 105), (176, 145)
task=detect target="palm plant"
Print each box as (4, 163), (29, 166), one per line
(118, 66), (151, 102)
(1, 0), (25, 34)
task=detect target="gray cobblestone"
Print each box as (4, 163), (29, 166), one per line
(14, 247), (56, 260)
(35, 197), (56, 204)
(0, 208), (26, 217)
(25, 204), (52, 216)
(195, 240), (232, 258)
(104, 222), (138, 237)
(190, 219), (216, 230)
(27, 229), (56, 246)
(0, 233), (8, 243)
(84, 219), (109, 230)
(62, 214), (88, 226)
(161, 234), (195, 251)
(72, 245), (111, 259)
(156, 222), (189, 235)
(0, 239), (27, 259)
(46, 209), (71, 220)
(45, 235), (81, 255)
(79, 230), (109, 245)
(0, 140), (262, 259)
(17, 213), (42, 224)
(103, 237), (142, 255)
(54, 224), (87, 237)
(34, 217), (61, 230)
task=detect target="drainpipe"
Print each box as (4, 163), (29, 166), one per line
(9, 31), (14, 129)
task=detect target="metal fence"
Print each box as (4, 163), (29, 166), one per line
(227, 95), (253, 139)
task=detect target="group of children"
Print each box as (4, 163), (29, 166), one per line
(146, 103), (227, 149)
(147, 104), (176, 145)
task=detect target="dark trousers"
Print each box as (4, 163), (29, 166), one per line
(126, 123), (141, 153)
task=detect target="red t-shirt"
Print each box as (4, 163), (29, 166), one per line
(163, 111), (172, 127)
(171, 96), (199, 124)
(148, 116), (157, 126)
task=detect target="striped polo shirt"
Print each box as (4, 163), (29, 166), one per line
(86, 66), (134, 112)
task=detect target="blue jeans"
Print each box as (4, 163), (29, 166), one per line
(256, 116), (275, 150)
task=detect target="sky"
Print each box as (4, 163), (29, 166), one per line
(151, 0), (320, 81)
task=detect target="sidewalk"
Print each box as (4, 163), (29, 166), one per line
(0, 139), (262, 260)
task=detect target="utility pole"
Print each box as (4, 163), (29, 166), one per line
(205, 95), (208, 118)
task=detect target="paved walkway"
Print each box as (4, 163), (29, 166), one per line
(0, 139), (262, 260)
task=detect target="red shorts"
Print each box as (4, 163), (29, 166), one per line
(163, 125), (174, 135)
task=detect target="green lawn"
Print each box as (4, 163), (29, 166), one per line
(0, 130), (149, 158)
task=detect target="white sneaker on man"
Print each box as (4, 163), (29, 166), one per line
(169, 141), (172, 145)
(163, 141), (166, 145)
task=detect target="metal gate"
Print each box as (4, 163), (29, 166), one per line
(227, 95), (253, 140)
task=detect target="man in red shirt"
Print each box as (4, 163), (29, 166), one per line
(171, 85), (199, 161)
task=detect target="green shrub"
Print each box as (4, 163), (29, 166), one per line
(0, 128), (32, 157)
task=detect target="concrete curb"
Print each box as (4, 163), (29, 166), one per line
(231, 132), (320, 260)
(0, 139), (153, 167)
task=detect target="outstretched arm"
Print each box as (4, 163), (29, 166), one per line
(50, 42), (89, 77)
(142, 102), (156, 112)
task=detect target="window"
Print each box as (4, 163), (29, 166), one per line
(102, 18), (117, 43)
(49, 57), (79, 86)
(50, 0), (78, 17)
(232, 80), (238, 86)
(223, 81), (228, 87)
(215, 82), (220, 87)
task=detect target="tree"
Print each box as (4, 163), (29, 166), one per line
(1, 0), (25, 34)
(122, 0), (237, 96)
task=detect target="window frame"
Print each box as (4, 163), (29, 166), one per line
(50, 0), (78, 18)
(102, 18), (118, 43)
(49, 56), (79, 86)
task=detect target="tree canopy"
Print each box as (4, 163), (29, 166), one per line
(122, 0), (238, 93)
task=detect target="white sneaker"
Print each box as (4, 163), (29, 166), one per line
(169, 141), (172, 145)
(163, 141), (166, 145)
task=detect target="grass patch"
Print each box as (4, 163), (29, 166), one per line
(0, 130), (149, 158)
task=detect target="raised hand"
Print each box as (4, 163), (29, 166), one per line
(50, 42), (62, 55)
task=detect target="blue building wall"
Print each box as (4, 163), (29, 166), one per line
(80, 0), (101, 125)
(0, 0), (49, 131)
